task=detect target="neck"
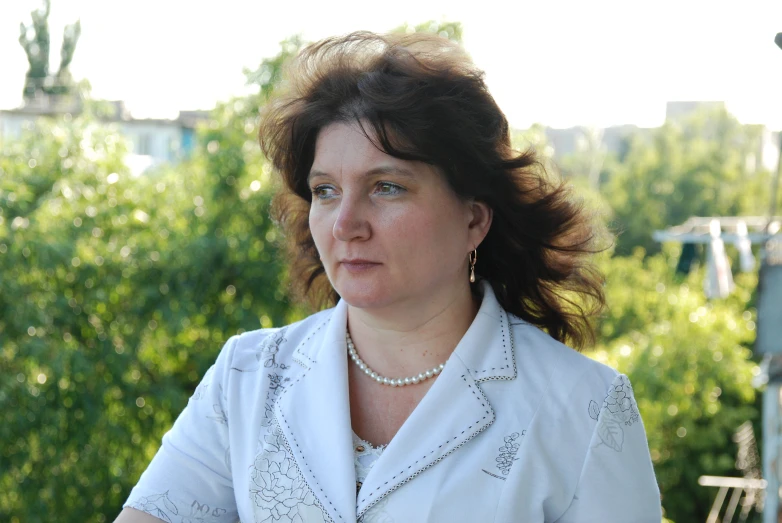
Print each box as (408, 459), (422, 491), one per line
(346, 282), (480, 377)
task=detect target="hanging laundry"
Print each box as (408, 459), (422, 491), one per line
(676, 243), (698, 275)
(704, 219), (734, 299)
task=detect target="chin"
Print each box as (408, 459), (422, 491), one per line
(333, 279), (399, 310)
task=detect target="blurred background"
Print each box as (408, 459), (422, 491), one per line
(1, 1), (781, 522)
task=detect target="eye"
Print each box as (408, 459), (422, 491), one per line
(311, 185), (337, 200)
(375, 182), (405, 195)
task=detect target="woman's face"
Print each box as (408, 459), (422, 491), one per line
(308, 122), (491, 311)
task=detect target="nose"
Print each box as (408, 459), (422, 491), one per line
(332, 195), (370, 242)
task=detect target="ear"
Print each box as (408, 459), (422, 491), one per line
(466, 200), (493, 249)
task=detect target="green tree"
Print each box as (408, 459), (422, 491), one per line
(592, 249), (760, 523)
(244, 35), (304, 102)
(555, 127), (608, 189)
(51, 18), (82, 96)
(392, 20), (463, 42)
(18, 0), (51, 99)
(599, 107), (774, 254)
(511, 123), (554, 159)
(19, 0), (82, 100)
(0, 99), (291, 523)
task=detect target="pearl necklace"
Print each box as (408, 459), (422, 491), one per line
(346, 331), (445, 387)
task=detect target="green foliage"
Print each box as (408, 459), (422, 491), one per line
(598, 108), (774, 254)
(58, 19), (82, 75)
(556, 127), (609, 190)
(18, 0), (51, 98)
(591, 249), (760, 523)
(244, 35), (304, 102)
(18, 0), (82, 99)
(392, 20), (463, 42)
(511, 123), (555, 159)
(0, 105), (291, 521)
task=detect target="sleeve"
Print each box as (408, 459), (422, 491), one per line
(123, 335), (240, 523)
(555, 373), (662, 523)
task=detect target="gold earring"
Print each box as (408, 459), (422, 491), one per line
(469, 249), (477, 283)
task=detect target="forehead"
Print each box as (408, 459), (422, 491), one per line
(309, 121), (447, 187)
(312, 122), (395, 171)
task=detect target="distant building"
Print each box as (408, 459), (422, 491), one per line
(665, 101), (727, 122)
(665, 101), (779, 173)
(0, 94), (211, 175)
(544, 124), (652, 159)
(541, 102), (779, 175)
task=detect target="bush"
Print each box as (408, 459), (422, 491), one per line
(592, 249), (760, 523)
(0, 107), (291, 522)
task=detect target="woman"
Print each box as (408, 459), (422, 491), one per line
(116, 32), (661, 522)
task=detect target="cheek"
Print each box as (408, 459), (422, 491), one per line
(387, 207), (463, 258)
(309, 207), (331, 250)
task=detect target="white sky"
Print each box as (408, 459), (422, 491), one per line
(1, 0), (781, 129)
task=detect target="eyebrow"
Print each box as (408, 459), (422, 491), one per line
(307, 166), (417, 184)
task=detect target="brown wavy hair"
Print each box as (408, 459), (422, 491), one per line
(259, 31), (607, 349)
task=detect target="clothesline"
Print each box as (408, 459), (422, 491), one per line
(653, 216), (782, 299)
(652, 216), (781, 245)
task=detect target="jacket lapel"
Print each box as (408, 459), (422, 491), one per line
(356, 282), (516, 518)
(274, 300), (357, 523)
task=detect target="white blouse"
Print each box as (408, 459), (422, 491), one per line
(353, 432), (385, 495)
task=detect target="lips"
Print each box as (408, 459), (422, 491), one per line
(339, 259), (381, 271)
(340, 259), (379, 265)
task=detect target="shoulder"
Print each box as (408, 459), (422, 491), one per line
(200, 308), (337, 417)
(509, 314), (618, 392)
(500, 320), (659, 521)
(507, 314), (647, 447)
(224, 307), (336, 375)
(504, 316), (648, 466)
(505, 314), (628, 438)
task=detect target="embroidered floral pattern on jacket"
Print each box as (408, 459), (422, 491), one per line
(589, 374), (640, 452)
(248, 370), (328, 523)
(269, 373), (290, 394)
(495, 432), (521, 475)
(191, 376), (209, 401)
(128, 492), (178, 523)
(262, 328), (289, 370)
(228, 328), (288, 373)
(249, 444), (322, 523)
(208, 403), (228, 425)
(128, 491), (229, 523)
(260, 373), (289, 429)
(183, 500), (229, 522)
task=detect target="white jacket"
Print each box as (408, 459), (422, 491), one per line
(125, 283), (662, 522)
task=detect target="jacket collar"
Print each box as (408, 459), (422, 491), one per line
(277, 282), (516, 520)
(451, 280), (517, 383)
(291, 281), (516, 382)
(276, 302), (356, 523)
